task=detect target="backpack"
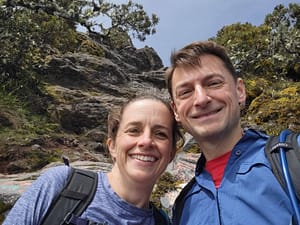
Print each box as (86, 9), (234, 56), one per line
(172, 129), (300, 225)
(41, 167), (170, 225)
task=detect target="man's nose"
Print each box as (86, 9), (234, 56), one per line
(193, 85), (211, 107)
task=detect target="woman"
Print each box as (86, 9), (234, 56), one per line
(3, 95), (183, 225)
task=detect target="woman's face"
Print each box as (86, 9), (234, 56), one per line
(107, 99), (175, 184)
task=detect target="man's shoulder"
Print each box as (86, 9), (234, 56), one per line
(244, 128), (269, 139)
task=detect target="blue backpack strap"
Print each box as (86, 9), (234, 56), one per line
(278, 130), (300, 225)
(265, 130), (300, 199)
(265, 129), (300, 225)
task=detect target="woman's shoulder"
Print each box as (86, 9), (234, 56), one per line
(2, 165), (72, 224)
(39, 165), (71, 185)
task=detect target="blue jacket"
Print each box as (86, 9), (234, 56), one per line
(175, 129), (296, 225)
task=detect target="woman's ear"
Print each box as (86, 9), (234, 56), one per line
(169, 148), (177, 163)
(170, 101), (180, 122)
(107, 138), (117, 159)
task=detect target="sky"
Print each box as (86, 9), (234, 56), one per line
(110, 0), (299, 66)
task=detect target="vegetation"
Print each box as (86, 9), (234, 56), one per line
(0, 91), (58, 144)
(210, 3), (300, 135)
(0, 200), (12, 223)
(0, 1), (299, 220)
(0, 0), (159, 101)
(212, 3), (300, 81)
(151, 172), (178, 213)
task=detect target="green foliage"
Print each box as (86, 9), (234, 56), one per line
(0, 0), (159, 102)
(212, 3), (300, 81)
(25, 148), (63, 172)
(79, 0), (159, 42)
(106, 28), (133, 49)
(246, 82), (300, 134)
(151, 172), (177, 209)
(77, 33), (105, 56)
(213, 23), (271, 76)
(0, 91), (59, 145)
(243, 76), (271, 103)
(0, 1), (78, 104)
(264, 3), (300, 81)
(0, 200), (12, 224)
(186, 143), (201, 153)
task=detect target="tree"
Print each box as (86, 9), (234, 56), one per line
(2, 0), (159, 42)
(0, 0), (78, 98)
(264, 3), (300, 81)
(212, 22), (271, 76)
(0, 0), (159, 99)
(212, 3), (300, 81)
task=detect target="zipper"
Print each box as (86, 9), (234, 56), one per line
(216, 189), (222, 225)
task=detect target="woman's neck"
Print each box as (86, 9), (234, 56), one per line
(107, 168), (154, 209)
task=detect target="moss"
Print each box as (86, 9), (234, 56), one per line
(26, 148), (63, 172)
(151, 172), (177, 210)
(186, 143), (201, 153)
(0, 91), (59, 144)
(243, 76), (271, 103)
(77, 34), (105, 57)
(0, 200), (13, 224)
(245, 82), (300, 134)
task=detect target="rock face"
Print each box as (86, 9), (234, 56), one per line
(3, 32), (297, 222)
(0, 33), (200, 220)
(0, 153), (200, 218)
(0, 34), (169, 175)
(43, 44), (166, 137)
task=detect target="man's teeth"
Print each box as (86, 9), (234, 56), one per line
(132, 155), (155, 162)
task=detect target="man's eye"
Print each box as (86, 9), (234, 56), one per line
(208, 80), (224, 88)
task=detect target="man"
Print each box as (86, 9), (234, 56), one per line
(165, 41), (298, 225)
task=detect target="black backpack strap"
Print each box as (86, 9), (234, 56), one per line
(41, 167), (98, 225)
(150, 202), (170, 225)
(265, 131), (300, 201)
(172, 177), (196, 225)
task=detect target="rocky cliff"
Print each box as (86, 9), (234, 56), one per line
(0, 33), (197, 220)
(0, 32), (299, 221)
(0, 33), (168, 174)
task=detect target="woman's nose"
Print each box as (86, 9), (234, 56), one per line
(137, 131), (154, 148)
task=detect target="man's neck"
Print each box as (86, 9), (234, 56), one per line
(197, 127), (244, 161)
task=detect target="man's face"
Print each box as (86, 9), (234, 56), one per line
(171, 54), (246, 140)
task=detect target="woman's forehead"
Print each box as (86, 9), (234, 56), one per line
(121, 99), (172, 123)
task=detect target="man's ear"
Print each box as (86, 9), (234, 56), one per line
(170, 101), (180, 122)
(107, 138), (117, 159)
(237, 78), (246, 104)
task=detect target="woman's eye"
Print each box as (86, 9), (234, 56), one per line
(178, 89), (192, 98)
(155, 131), (168, 139)
(127, 127), (140, 135)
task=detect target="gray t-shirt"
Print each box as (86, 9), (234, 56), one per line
(3, 165), (155, 225)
